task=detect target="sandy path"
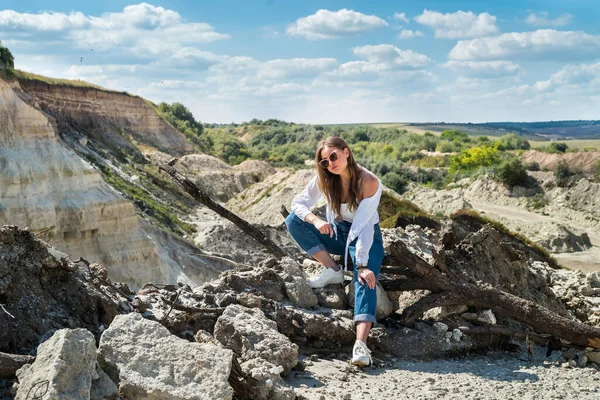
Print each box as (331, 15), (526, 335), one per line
(471, 202), (600, 273)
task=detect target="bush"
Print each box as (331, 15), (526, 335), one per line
(495, 158), (528, 187)
(449, 145), (499, 172)
(496, 133), (531, 151)
(547, 142), (568, 153)
(381, 172), (408, 194)
(0, 42), (14, 70)
(524, 161), (540, 171)
(554, 160), (572, 187)
(595, 159), (600, 179)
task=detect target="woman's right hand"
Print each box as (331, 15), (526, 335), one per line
(313, 219), (334, 237)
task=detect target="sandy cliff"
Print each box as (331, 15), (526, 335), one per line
(18, 79), (194, 155)
(0, 77), (218, 287)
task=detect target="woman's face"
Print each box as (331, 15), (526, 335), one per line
(320, 145), (349, 174)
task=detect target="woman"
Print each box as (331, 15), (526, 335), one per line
(285, 136), (384, 367)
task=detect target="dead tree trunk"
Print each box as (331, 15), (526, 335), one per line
(159, 163), (285, 259)
(381, 238), (600, 349)
(0, 352), (34, 378)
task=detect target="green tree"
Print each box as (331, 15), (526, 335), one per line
(548, 142), (568, 153)
(0, 42), (14, 71)
(554, 160), (571, 187)
(495, 158), (528, 187)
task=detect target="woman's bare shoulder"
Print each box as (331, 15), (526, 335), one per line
(360, 168), (379, 198)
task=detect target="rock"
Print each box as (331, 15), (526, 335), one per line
(433, 322), (449, 336)
(424, 304), (468, 321)
(279, 257), (319, 308)
(586, 351), (600, 365)
(347, 280), (394, 320)
(15, 329), (97, 400)
(476, 309), (497, 325)
(314, 286), (348, 309)
(451, 329), (463, 342)
(99, 313), (233, 400)
(577, 354), (589, 368)
(214, 304), (298, 400)
(394, 290), (431, 314)
(0, 226), (126, 354)
(214, 304), (298, 375)
(90, 362), (119, 400)
(460, 312), (478, 321)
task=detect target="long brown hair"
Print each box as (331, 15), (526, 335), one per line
(315, 136), (362, 219)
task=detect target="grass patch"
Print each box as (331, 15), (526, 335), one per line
(13, 69), (133, 95)
(450, 209), (561, 267)
(98, 164), (196, 235)
(378, 191), (434, 228)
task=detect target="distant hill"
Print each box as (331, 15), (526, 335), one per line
(406, 121), (600, 140)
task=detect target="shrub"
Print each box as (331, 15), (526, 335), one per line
(0, 42), (14, 71)
(497, 133), (531, 151)
(554, 160), (572, 187)
(548, 142), (568, 153)
(449, 145), (499, 172)
(381, 172), (408, 194)
(595, 159), (600, 179)
(524, 161), (540, 171)
(495, 158), (528, 187)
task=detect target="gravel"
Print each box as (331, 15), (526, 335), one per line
(286, 348), (600, 400)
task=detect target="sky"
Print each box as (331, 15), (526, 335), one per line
(1, 0), (599, 124)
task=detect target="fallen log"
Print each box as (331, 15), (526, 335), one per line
(159, 163), (285, 259)
(0, 352), (34, 379)
(384, 228), (600, 349)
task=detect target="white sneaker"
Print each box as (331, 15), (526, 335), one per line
(307, 266), (344, 288)
(351, 340), (372, 367)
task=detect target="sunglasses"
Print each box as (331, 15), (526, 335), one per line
(319, 149), (342, 169)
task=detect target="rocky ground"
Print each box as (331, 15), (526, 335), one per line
(287, 348), (600, 400)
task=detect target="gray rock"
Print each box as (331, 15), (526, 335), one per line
(99, 313), (233, 400)
(279, 257), (318, 308)
(16, 329), (97, 400)
(90, 362), (119, 400)
(451, 329), (463, 342)
(214, 304), (298, 375)
(586, 351), (600, 365)
(476, 309), (497, 325)
(214, 304), (298, 400)
(314, 286), (348, 309)
(433, 322), (449, 336)
(577, 354), (589, 368)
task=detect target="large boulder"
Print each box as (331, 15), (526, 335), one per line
(16, 329), (97, 400)
(214, 304), (298, 400)
(99, 313), (234, 400)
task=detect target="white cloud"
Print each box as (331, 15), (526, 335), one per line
(257, 58), (338, 79)
(525, 12), (572, 27)
(444, 61), (520, 79)
(398, 29), (424, 39)
(449, 30), (600, 61)
(352, 45), (431, 69)
(532, 62), (600, 92)
(394, 12), (409, 23)
(0, 3), (229, 55)
(286, 9), (387, 40)
(414, 9), (499, 39)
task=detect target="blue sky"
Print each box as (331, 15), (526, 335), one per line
(1, 1), (599, 123)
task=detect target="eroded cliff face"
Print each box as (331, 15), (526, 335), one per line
(18, 79), (193, 155)
(0, 78), (215, 287)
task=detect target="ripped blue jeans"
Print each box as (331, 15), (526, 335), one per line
(285, 212), (384, 325)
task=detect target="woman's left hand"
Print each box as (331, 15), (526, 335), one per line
(357, 268), (376, 290)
